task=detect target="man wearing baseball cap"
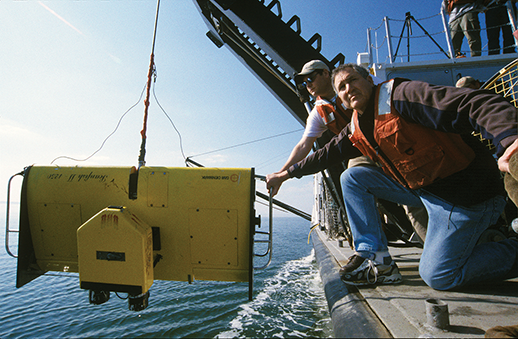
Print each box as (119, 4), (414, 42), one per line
(275, 60), (352, 176)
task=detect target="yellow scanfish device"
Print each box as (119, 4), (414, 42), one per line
(14, 165), (261, 310)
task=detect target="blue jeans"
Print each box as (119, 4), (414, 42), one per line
(341, 166), (518, 290)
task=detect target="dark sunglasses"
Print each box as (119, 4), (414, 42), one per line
(302, 70), (323, 87)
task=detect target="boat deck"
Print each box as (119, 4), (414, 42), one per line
(313, 227), (518, 338)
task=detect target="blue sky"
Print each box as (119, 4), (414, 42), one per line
(0, 0), (493, 218)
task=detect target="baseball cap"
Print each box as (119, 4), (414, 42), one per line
(295, 60), (329, 79)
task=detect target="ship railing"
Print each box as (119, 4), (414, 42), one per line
(253, 175), (312, 269)
(253, 179), (274, 270)
(366, 1), (518, 64)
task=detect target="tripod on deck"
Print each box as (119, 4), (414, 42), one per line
(393, 12), (450, 62)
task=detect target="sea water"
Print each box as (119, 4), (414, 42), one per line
(0, 213), (333, 338)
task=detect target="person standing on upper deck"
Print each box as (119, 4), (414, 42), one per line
(442, 0), (483, 57)
(485, 0), (517, 55)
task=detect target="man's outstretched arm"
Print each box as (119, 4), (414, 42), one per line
(266, 129), (360, 196)
(279, 135), (318, 172)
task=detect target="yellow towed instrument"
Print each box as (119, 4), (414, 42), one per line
(15, 165), (261, 310)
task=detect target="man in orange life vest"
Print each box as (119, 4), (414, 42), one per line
(275, 60), (353, 174)
(267, 63), (518, 289)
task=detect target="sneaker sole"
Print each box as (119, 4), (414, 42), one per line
(341, 273), (403, 286)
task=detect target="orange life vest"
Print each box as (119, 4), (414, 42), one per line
(348, 80), (475, 189)
(315, 96), (352, 135)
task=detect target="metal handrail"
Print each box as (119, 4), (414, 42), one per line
(5, 171), (24, 258)
(254, 175), (273, 269)
(255, 191), (310, 221)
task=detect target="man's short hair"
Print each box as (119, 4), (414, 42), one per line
(456, 76), (481, 88)
(331, 63), (370, 92)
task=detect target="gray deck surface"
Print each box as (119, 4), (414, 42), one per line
(315, 228), (518, 338)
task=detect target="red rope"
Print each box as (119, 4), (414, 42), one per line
(140, 53), (155, 140)
(138, 0), (160, 168)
